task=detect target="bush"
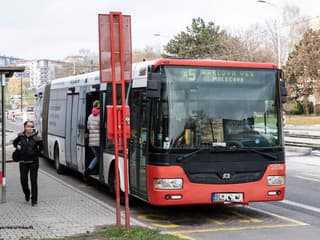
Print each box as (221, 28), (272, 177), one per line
(284, 101), (314, 115)
(284, 101), (304, 114)
(307, 101), (314, 114)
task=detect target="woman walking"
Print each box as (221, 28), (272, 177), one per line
(13, 120), (43, 206)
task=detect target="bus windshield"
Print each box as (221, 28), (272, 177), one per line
(151, 66), (282, 150)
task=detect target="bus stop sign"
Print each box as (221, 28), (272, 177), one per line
(98, 13), (132, 83)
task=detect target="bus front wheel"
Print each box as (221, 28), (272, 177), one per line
(54, 144), (64, 174)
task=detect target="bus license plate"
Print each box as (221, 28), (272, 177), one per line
(212, 193), (243, 202)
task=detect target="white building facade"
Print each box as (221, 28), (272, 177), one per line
(16, 59), (64, 89)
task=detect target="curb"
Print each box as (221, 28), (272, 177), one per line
(285, 146), (312, 155)
(312, 151), (320, 157)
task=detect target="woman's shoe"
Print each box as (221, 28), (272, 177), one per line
(25, 194), (30, 202)
(31, 201), (37, 206)
(84, 168), (91, 176)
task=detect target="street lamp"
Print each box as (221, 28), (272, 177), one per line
(153, 33), (171, 55)
(257, 0), (282, 67)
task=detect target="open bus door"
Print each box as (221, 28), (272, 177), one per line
(129, 89), (147, 198)
(85, 88), (102, 177)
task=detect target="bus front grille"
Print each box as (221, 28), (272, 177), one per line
(187, 171), (263, 184)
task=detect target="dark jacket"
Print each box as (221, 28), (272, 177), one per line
(13, 132), (44, 163)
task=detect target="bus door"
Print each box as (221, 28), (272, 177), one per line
(66, 89), (79, 169)
(129, 90), (147, 196)
(85, 90), (101, 174)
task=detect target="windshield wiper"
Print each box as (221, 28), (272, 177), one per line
(176, 145), (231, 163)
(242, 149), (277, 160)
(176, 148), (206, 163)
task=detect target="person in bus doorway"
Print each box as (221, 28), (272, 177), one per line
(13, 120), (43, 206)
(85, 100), (100, 176)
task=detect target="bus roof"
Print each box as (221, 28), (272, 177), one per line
(152, 59), (278, 69)
(49, 71), (100, 90)
(39, 59), (277, 91)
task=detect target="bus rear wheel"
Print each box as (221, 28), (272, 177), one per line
(54, 144), (64, 174)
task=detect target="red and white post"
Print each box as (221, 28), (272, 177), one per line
(98, 11), (132, 230)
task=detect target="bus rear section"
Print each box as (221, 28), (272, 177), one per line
(128, 59), (286, 206)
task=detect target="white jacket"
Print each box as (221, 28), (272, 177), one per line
(87, 113), (100, 146)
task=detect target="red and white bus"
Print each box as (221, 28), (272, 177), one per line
(35, 59), (287, 206)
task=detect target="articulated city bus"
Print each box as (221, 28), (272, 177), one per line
(35, 59), (287, 206)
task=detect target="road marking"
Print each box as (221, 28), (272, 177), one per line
(164, 206), (308, 238)
(247, 206), (308, 226)
(168, 232), (196, 240)
(230, 210), (263, 223)
(137, 214), (180, 228)
(295, 175), (320, 183)
(206, 217), (225, 225)
(166, 223), (307, 237)
(281, 200), (320, 214)
(302, 173), (320, 179)
(78, 184), (93, 189)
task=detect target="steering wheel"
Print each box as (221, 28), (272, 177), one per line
(238, 130), (260, 136)
(226, 140), (244, 148)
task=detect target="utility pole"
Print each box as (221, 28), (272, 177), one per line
(20, 76), (23, 113)
(1, 73), (6, 203)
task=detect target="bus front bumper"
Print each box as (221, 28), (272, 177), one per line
(146, 164), (285, 206)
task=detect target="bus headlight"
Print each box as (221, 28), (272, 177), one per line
(154, 178), (183, 190)
(267, 176), (285, 186)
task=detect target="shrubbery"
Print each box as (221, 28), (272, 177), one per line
(284, 101), (314, 115)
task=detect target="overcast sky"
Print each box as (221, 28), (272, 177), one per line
(0, 0), (319, 60)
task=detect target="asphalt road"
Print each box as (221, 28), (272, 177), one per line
(7, 121), (320, 240)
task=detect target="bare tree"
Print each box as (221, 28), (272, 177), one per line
(56, 49), (99, 78)
(237, 24), (275, 63)
(281, 2), (310, 63)
(133, 45), (160, 63)
(262, 2), (310, 66)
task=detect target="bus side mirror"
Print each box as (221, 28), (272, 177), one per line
(278, 70), (287, 104)
(147, 72), (161, 98)
(280, 81), (287, 104)
(142, 141), (147, 156)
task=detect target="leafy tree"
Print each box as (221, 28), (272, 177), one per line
(7, 77), (30, 95)
(164, 18), (230, 59)
(285, 28), (320, 114)
(164, 17), (274, 62)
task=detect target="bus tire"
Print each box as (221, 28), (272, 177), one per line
(54, 144), (64, 174)
(108, 162), (125, 205)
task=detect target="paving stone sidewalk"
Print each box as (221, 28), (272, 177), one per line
(0, 155), (142, 239)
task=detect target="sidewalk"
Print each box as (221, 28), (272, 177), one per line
(285, 124), (320, 135)
(0, 145), (143, 239)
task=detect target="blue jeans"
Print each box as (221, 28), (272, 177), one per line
(88, 146), (100, 170)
